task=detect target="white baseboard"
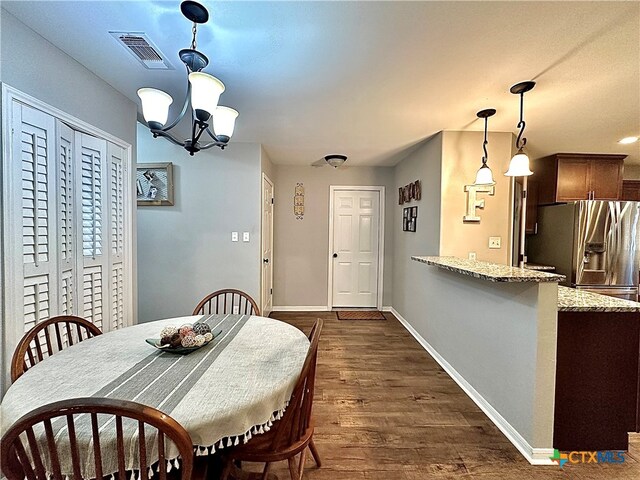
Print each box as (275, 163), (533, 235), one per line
(271, 306), (330, 312)
(389, 307), (554, 466)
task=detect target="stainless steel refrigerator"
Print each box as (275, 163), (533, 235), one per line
(527, 201), (640, 301)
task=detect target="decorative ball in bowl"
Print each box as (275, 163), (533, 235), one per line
(146, 322), (217, 354)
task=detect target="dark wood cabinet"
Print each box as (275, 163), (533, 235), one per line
(534, 153), (626, 205)
(525, 180), (538, 234)
(622, 180), (640, 201)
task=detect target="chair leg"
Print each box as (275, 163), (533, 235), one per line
(287, 456), (299, 480)
(309, 438), (322, 467)
(297, 448), (307, 479)
(220, 458), (233, 480)
(261, 462), (271, 480)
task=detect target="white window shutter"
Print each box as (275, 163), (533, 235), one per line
(56, 120), (78, 316)
(108, 142), (127, 330)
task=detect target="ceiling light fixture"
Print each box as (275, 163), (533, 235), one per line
(505, 81), (535, 177)
(474, 108), (497, 185)
(618, 136), (639, 145)
(325, 154), (348, 168)
(137, 1), (238, 156)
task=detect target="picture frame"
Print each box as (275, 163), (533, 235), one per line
(402, 206), (418, 232)
(137, 162), (174, 206)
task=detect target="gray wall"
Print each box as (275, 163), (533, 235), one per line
(392, 134), (443, 320)
(272, 166), (395, 307)
(137, 123), (262, 322)
(0, 9), (137, 149)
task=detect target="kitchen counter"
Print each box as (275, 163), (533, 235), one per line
(557, 286), (640, 312)
(411, 256), (565, 283)
(524, 263), (556, 272)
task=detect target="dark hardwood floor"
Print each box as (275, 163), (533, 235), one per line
(252, 311), (640, 479)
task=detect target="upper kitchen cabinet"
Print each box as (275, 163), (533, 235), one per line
(622, 180), (640, 201)
(534, 153), (626, 205)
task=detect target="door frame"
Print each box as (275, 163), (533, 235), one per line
(260, 172), (275, 316)
(327, 185), (385, 310)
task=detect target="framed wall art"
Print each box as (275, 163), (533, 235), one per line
(137, 162), (174, 206)
(402, 206), (418, 232)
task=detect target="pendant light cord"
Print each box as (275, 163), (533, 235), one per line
(515, 92), (527, 150)
(482, 116), (489, 166)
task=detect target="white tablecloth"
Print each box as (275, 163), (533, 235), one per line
(1, 314), (310, 478)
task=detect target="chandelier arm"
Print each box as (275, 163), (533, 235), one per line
(482, 117), (489, 165)
(515, 92), (527, 150)
(198, 140), (227, 150)
(150, 129), (187, 148)
(160, 68), (193, 132)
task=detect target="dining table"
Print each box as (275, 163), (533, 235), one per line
(1, 313), (310, 479)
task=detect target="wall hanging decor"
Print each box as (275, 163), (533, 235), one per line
(294, 183), (304, 219)
(403, 206), (418, 232)
(137, 162), (174, 206)
(463, 184), (494, 222)
(398, 180), (421, 205)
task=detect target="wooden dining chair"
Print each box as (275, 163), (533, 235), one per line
(0, 397), (207, 480)
(221, 319), (323, 480)
(192, 289), (261, 316)
(11, 315), (103, 382)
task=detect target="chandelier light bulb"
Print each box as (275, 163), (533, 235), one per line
(137, 88), (173, 127)
(188, 72), (225, 118)
(212, 106), (239, 139)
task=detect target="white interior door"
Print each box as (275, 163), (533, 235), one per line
(261, 174), (274, 316)
(331, 189), (381, 307)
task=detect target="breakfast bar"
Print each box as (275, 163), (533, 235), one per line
(410, 256), (640, 463)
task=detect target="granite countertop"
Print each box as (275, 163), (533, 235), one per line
(557, 286), (640, 312)
(524, 263), (556, 272)
(411, 256), (566, 283)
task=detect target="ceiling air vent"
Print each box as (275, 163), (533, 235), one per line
(109, 31), (173, 70)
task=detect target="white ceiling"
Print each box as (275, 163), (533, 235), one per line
(3, 1), (639, 166)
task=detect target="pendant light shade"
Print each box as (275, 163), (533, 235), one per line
(505, 81), (535, 177)
(188, 72), (225, 118)
(473, 108), (496, 185)
(505, 148), (533, 176)
(137, 88), (173, 127)
(474, 163), (496, 185)
(212, 106), (239, 138)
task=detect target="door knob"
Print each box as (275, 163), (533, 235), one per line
(263, 258), (269, 264)
(333, 253), (338, 258)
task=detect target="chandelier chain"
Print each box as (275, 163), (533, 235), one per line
(191, 22), (197, 50)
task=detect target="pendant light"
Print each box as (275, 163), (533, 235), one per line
(505, 81), (535, 177)
(474, 109), (497, 185)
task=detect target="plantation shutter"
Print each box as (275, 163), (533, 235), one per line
(14, 103), (58, 335)
(76, 133), (108, 332)
(56, 120), (78, 317)
(108, 142), (126, 331)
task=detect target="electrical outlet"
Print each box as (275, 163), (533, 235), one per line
(489, 236), (501, 249)
(468, 252), (477, 260)
(231, 232), (238, 242)
(243, 232), (250, 242)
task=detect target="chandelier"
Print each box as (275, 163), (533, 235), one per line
(137, 1), (238, 155)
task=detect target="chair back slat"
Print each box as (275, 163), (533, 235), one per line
(90, 413), (103, 480)
(268, 319), (322, 450)
(66, 415), (82, 480)
(138, 421), (147, 479)
(11, 316), (102, 382)
(43, 419), (63, 480)
(24, 428), (46, 480)
(1, 398), (194, 480)
(192, 289), (260, 316)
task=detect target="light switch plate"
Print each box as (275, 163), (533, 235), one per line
(231, 232), (239, 242)
(243, 232), (250, 242)
(468, 252), (477, 260)
(489, 236), (501, 249)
